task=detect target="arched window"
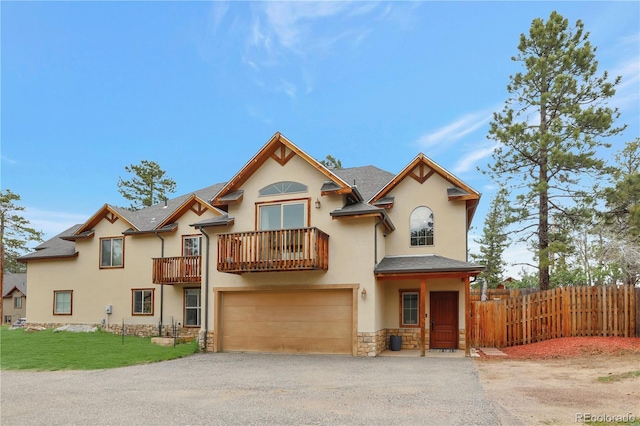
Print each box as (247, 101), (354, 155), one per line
(259, 181), (308, 196)
(410, 206), (434, 246)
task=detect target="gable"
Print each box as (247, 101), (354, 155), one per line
(211, 132), (355, 207)
(370, 153), (480, 228)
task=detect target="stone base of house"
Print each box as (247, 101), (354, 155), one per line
(357, 328), (467, 357)
(24, 322), (201, 340)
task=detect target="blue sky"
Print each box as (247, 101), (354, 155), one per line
(2, 1), (639, 276)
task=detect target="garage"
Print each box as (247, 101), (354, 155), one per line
(217, 287), (355, 355)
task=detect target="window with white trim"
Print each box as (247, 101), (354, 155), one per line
(259, 181), (307, 196)
(410, 206), (434, 246)
(401, 291), (419, 326)
(14, 296), (22, 309)
(184, 288), (201, 327)
(183, 235), (202, 256)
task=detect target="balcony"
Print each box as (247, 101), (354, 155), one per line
(152, 256), (201, 284)
(218, 227), (329, 274)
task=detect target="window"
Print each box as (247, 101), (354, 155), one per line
(100, 237), (124, 268)
(259, 202), (306, 230)
(183, 235), (202, 256)
(14, 296), (22, 309)
(259, 181), (307, 196)
(4, 316), (12, 324)
(184, 288), (201, 327)
(132, 289), (154, 315)
(410, 206), (434, 246)
(54, 291), (72, 315)
(400, 291), (419, 327)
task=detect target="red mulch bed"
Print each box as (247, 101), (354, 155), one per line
(480, 337), (640, 360)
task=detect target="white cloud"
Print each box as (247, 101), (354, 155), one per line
(23, 208), (90, 242)
(453, 143), (498, 174)
(417, 109), (493, 149)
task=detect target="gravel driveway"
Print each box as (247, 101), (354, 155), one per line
(1, 353), (517, 425)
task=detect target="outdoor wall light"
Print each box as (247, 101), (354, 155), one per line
(361, 288), (367, 299)
(315, 199), (321, 209)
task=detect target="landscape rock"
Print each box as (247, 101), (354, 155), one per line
(23, 326), (47, 332)
(53, 325), (98, 333)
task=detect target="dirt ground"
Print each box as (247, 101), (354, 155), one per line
(474, 337), (640, 425)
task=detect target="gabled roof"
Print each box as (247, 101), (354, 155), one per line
(370, 153), (481, 228)
(72, 204), (137, 237)
(211, 132), (356, 206)
(18, 225), (80, 262)
(3, 273), (27, 297)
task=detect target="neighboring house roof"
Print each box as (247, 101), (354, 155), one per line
(3, 273), (27, 298)
(374, 255), (484, 277)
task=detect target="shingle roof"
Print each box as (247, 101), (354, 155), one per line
(375, 255), (484, 275)
(18, 224), (80, 262)
(333, 165), (395, 202)
(3, 273), (27, 297)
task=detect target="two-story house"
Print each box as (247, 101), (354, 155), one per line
(20, 133), (483, 356)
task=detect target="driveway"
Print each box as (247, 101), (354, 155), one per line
(1, 353), (517, 425)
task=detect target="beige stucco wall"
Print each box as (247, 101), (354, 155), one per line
(380, 278), (467, 329)
(26, 207), (221, 330)
(204, 154), (380, 332)
(382, 171), (468, 260)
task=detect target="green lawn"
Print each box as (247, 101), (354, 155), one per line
(0, 325), (198, 371)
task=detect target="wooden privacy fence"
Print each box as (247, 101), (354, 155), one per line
(470, 286), (637, 348)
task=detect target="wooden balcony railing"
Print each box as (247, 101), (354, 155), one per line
(218, 227), (329, 274)
(152, 256), (202, 284)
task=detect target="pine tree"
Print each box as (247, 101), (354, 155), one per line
(117, 160), (177, 210)
(486, 11), (625, 290)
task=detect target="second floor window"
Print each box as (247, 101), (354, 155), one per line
(183, 235), (202, 256)
(259, 202), (306, 230)
(100, 237), (123, 268)
(410, 206), (434, 247)
(14, 296), (22, 309)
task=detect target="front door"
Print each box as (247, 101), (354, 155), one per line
(430, 291), (458, 349)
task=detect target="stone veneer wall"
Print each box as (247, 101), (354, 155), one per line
(199, 330), (215, 352)
(356, 330), (387, 356)
(25, 322), (200, 339)
(357, 328), (467, 356)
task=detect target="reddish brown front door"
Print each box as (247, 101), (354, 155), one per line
(430, 291), (458, 349)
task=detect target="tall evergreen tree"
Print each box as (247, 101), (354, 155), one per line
(0, 189), (44, 318)
(485, 11), (625, 290)
(471, 188), (510, 296)
(117, 160), (177, 211)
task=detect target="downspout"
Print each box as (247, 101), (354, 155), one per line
(196, 226), (210, 351)
(154, 232), (165, 335)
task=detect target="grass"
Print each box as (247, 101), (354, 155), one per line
(597, 370), (640, 383)
(0, 325), (198, 371)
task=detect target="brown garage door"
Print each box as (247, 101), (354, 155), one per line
(220, 289), (354, 354)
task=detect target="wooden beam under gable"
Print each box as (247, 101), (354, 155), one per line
(105, 212), (119, 224)
(190, 201), (208, 216)
(271, 144), (296, 166)
(409, 163), (435, 184)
